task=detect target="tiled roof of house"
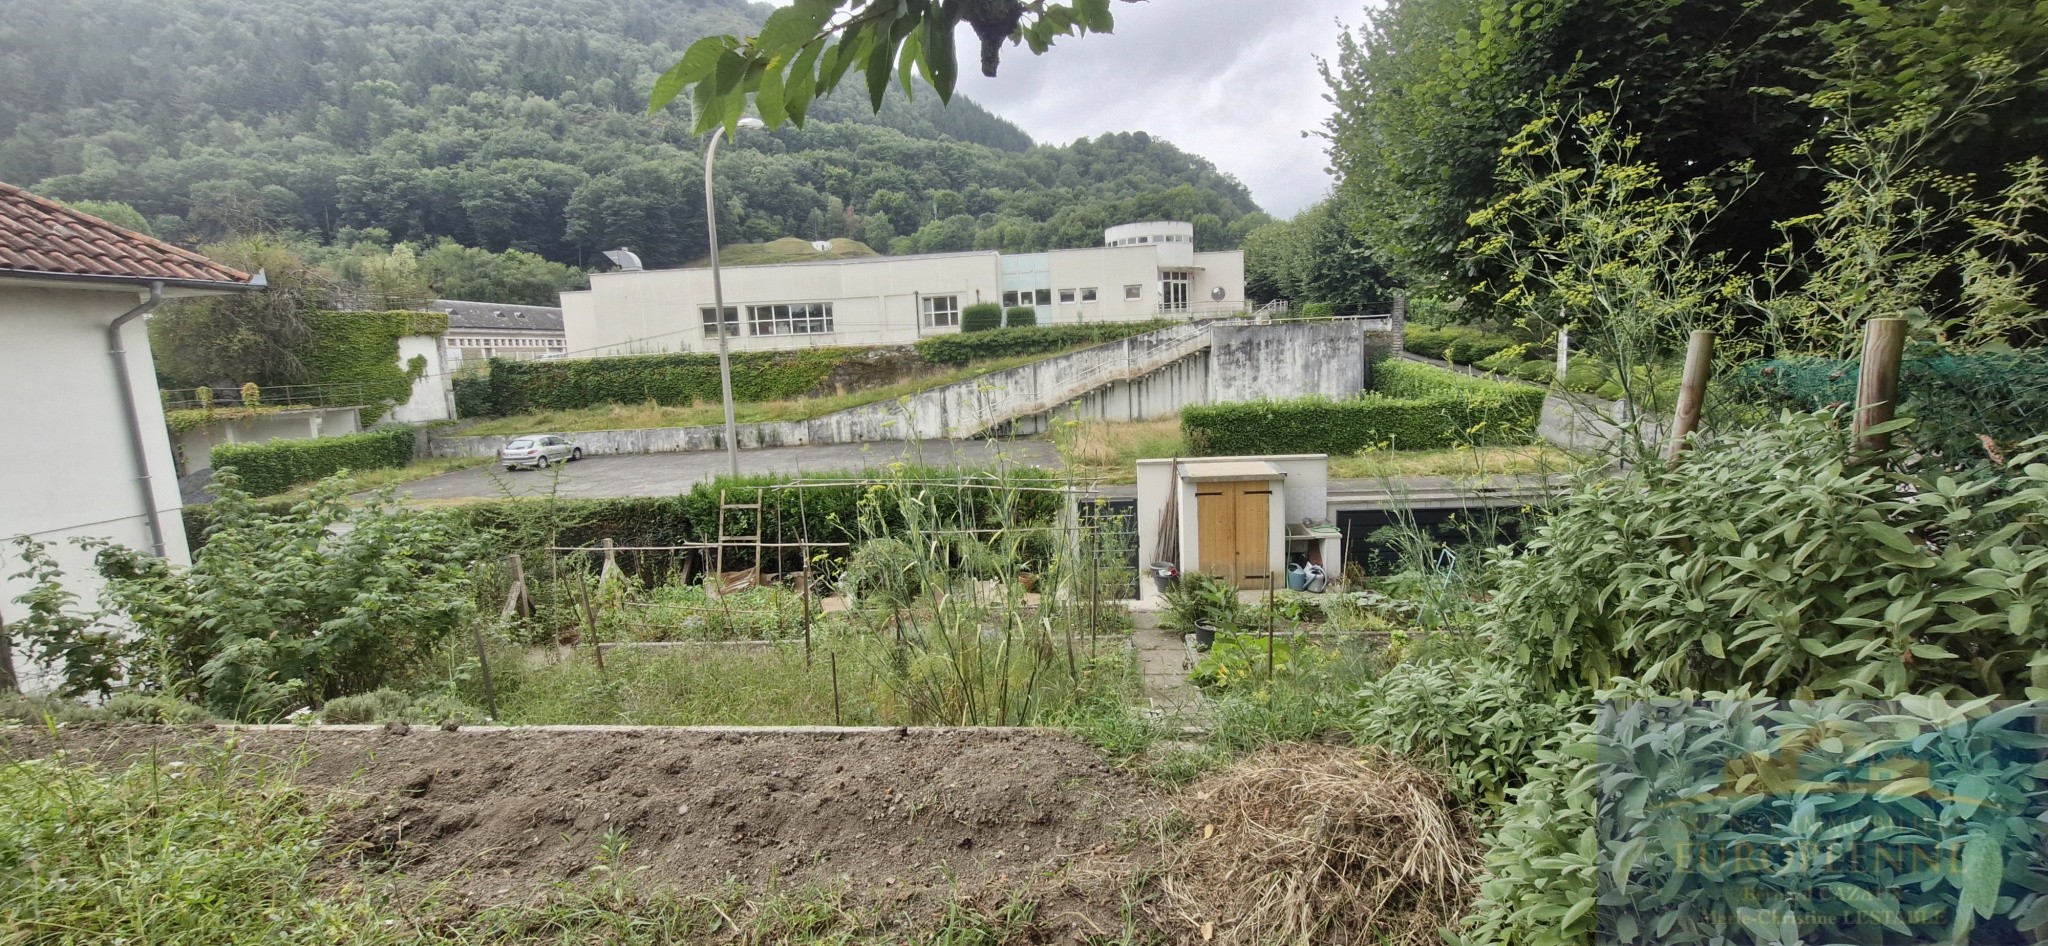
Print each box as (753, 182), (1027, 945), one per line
(0, 181), (253, 287)
(435, 299), (566, 333)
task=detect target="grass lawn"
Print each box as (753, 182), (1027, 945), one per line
(1057, 418), (1590, 484)
(457, 348), (1093, 437)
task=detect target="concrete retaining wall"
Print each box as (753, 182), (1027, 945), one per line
(428, 320), (1395, 458)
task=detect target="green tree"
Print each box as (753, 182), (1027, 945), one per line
(149, 238), (324, 388)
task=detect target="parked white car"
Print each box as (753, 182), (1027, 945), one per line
(500, 434), (581, 471)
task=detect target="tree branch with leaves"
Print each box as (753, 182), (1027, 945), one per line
(648, 0), (1128, 137)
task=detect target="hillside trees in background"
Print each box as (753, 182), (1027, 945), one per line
(0, 0), (1264, 271)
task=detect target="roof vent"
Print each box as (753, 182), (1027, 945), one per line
(603, 248), (643, 271)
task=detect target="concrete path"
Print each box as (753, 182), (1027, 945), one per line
(385, 438), (1062, 502)
(1129, 611), (1208, 721)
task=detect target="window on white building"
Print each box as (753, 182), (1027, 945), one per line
(1001, 290), (1019, 307)
(701, 306), (740, 338)
(1034, 288), (1051, 306)
(1124, 284), (1143, 301)
(748, 302), (834, 335)
(1059, 289), (1075, 304)
(922, 295), (960, 327)
(1081, 287), (1098, 302)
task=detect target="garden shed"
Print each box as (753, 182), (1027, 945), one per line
(1134, 454), (1341, 604)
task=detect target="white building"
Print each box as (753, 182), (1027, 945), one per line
(0, 182), (258, 690)
(435, 298), (566, 366)
(561, 221), (1246, 356)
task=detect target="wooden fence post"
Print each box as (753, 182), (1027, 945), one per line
(508, 553), (532, 619)
(1665, 330), (1716, 466)
(469, 621), (500, 720)
(577, 569), (606, 672)
(1855, 318), (1908, 454)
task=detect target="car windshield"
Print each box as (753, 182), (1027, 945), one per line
(507, 438), (535, 448)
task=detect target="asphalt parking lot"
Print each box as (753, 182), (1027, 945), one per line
(389, 439), (1063, 501)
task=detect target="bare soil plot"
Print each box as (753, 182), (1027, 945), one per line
(2, 724), (1163, 937)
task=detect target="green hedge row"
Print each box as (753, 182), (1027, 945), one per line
(1182, 359), (1545, 455)
(914, 320), (1177, 366)
(459, 348), (852, 417)
(211, 426), (415, 496)
(1721, 350), (2048, 462)
(1003, 306), (1038, 328)
(1402, 324), (1532, 366)
(186, 466), (1066, 565)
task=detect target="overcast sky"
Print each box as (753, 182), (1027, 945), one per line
(956, 0), (1363, 217)
(769, 0), (1367, 217)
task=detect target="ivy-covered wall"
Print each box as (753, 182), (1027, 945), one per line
(458, 347), (879, 417)
(303, 310), (447, 424)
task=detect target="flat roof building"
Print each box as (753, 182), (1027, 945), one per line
(561, 222), (1245, 357)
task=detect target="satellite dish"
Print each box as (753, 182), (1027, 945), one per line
(811, 240), (832, 252)
(602, 248), (643, 272)
(1210, 286), (1226, 302)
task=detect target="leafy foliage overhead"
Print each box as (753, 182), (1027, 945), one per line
(648, 0), (1121, 135)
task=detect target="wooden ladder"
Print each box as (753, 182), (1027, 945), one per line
(714, 487), (765, 594)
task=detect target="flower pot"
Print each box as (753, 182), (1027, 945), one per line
(1194, 622), (1219, 651)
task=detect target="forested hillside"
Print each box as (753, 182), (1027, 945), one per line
(0, 0), (1265, 274)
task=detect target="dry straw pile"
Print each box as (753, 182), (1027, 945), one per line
(1156, 745), (1478, 946)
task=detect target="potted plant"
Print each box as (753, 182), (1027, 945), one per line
(1160, 573), (1242, 651)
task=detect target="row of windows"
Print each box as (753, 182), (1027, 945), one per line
(701, 303), (837, 338)
(1110, 234), (1190, 247)
(698, 282), (1174, 340)
(1004, 286), (1146, 307)
(446, 336), (565, 349)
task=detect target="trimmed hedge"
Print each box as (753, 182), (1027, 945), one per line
(962, 302), (1003, 333)
(1721, 350), (2048, 461)
(186, 466), (1066, 567)
(1182, 359), (1545, 455)
(211, 426), (415, 496)
(914, 320), (1177, 366)
(465, 348), (851, 417)
(1003, 306), (1037, 328)
(1403, 324), (1529, 366)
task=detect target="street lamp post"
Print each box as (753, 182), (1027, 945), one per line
(704, 117), (763, 477)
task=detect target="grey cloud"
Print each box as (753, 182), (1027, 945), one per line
(958, 0), (1362, 216)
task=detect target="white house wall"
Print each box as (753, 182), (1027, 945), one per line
(1, 284), (192, 690)
(561, 243), (1246, 357)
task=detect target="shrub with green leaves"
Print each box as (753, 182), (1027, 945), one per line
(212, 425), (414, 496)
(1003, 305), (1037, 327)
(1351, 652), (1581, 806)
(8, 471), (481, 719)
(1482, 411), (2048, 700)
(913, 320), (1175, 366)
(1449, 713), (1599, 946)
(1182, 359), (1544, 455)
(961, 301), (1004, 333)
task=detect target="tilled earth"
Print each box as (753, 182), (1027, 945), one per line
(2, 724), (1165, 937)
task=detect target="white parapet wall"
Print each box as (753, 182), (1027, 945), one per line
(172, 406), (365, 475)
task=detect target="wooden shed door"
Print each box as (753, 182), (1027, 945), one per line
(1194, 481), (1273, 590)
